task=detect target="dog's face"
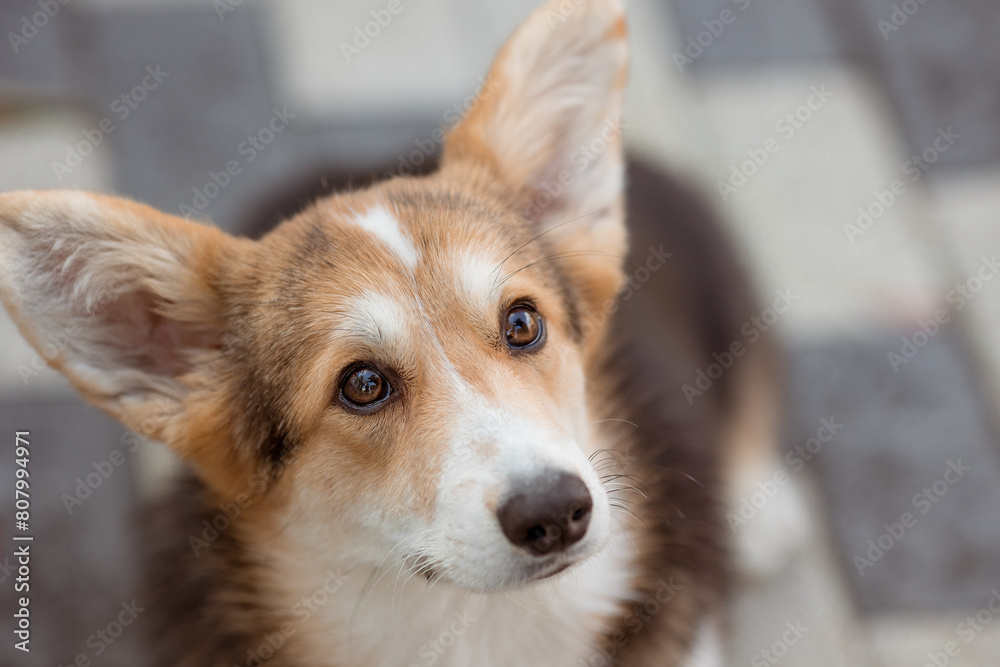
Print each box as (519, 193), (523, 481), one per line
(0, 0), (628, 591)
(258, 175), (615, 590)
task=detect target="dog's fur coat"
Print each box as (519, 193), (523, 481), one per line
(0, 1), (777, 665)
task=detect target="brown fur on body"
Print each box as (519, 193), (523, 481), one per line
(593, 160), (773, 663)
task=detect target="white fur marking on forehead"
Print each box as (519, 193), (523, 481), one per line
(342, 290), (409, 347)
(457, 250), (501, 314)
(352, 205), (418, 270)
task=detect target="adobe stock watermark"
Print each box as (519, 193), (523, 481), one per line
(56, 599), (145, 667)
(0, 556), (14, 585)
(188, 427), (298, 557)
(852, 459), (970, 576)
(406, 611), (477, 667)
(340, 0), (413, 63)
(523, 115), (625, 220)
(60, 397), (173, 514)
(580, 577), (684, 666)
(235, 568), (350, 667)
(386, 76), (501, 178)
(7, 0), (72, 55)
(887, 255), (999, 372)
(17, 267), (130, 386)
(922, 588), (1000, 667)
(843, 126), (959, 244)
(179, 106), (296, 218)
(543, 0), (590, 30)
(715, 85), (834, 201)
(213, 0), (245, 21)
(877, 0), (936, 40)
(17, 322), (81, 386)
(578, 243), (674, 340)
(60, 448), (132, 514)
(726, 417), (843, 532)
(187, 484), (265, 556)
(52, 65), (170, 181)
(751, 619), (809, 667)
(681, 288), (799, 404)
(672, 0), (757, 71)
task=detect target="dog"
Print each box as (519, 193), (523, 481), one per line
(0, 0), (781, 664)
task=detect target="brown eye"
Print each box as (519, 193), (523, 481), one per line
(340, 366), (390, 408)
(505, 305), (544, 350)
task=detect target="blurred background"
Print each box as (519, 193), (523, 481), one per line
(1, 0), (999, 665)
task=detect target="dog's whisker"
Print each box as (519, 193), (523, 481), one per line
(370, 529), (435, 590)
(590, 418), (639, 428)
(591, 454), (628, 471)
(490, 208), (609, 292)
(609, 501), (644, 526)
(609, 518), (640, 555)
(389, 551), (424, 660)
(503, 592), (560, 621)
(593, 461), (627, 475)
(591, 455), (619, 468)
(588, 447), (617, 462)
(348, 565), (380, 662)
(602, 482), (648, 499)
(498, 250), (625, 287)
(589, 448), (632, 470)
(657, 467), (705, 488)
(605, 491), (641, 508)
(599, 473), (641, 484)
(590, 451), (624, 465)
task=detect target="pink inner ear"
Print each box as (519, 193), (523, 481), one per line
(94, 290), (217, 378)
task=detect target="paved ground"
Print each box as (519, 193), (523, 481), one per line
(0, 1), (998, 665)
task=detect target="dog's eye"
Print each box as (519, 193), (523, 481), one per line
(505, 305), (544, 350)
(340, 366), (390, 408)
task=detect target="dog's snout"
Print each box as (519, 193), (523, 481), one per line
(497, 470), (593, 555)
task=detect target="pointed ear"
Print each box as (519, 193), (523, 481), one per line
(444, 0), (629, 310)
(0, 190), (246, 460)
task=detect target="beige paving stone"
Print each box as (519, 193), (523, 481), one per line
(623, 0), (723, 183)
(869, 612), (1000, 667)
(696, 68), (949, 342)
(266, 0), (537, 119)
(0, 108), (113, 192)
(729, 475), (874, 667)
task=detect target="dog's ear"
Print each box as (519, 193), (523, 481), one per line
(0, 191), (254, 489)
(444, 0), (629, 314)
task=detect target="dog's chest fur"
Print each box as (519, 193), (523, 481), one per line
(270, 522), (642, 667)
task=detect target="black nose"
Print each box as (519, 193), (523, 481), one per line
(497, 470), (593, 555)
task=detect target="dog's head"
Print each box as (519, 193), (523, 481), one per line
(0, 0), (629, 591)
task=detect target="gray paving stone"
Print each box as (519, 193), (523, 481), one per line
(69, 7), (276, 230)
(0, 1), (79, 95)
(666, 0), (1000, 170)
(224, 119), (441, 235)
(0, 399), (144, 667)
(53, 7), (443, 236)
(665, 0), (842, 69)
(785, 332), (1000, 613)
(844, 0), (1000, 171)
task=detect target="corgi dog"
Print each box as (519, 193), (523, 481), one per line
(0, 0), (780, 665)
